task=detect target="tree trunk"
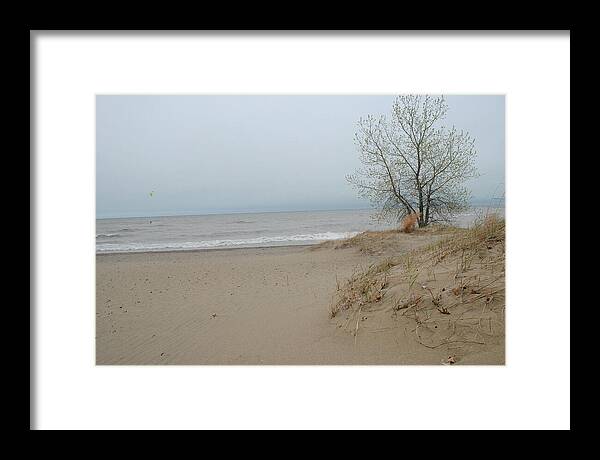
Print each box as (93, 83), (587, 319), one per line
(418, 190), (425, 227)
(423, 188), (432, 227)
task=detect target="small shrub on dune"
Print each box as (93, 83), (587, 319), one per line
(400, 212), (420, 233)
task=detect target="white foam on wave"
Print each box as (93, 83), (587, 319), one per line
(96, 231), (359, 253)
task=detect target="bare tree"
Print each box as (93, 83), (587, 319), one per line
(347, 95), (478, 227)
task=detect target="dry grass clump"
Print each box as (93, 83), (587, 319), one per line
(317, 226), (451, 256)
(332, 230), (402, 255)
(312, 229), (410, 255)
(400, 212), (420, 233)
(335, 230), (394, 249)
(426, 213), (505, 264)
(414, 223), (459, 235)
(313, 220), (456, 256)
(329, 258), (396, 318)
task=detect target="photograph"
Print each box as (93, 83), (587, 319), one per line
(96, 94), (505, 365)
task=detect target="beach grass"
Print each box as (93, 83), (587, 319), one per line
(328, 214), (505, 360)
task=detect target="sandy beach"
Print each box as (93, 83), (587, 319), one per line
(97, 244), (383, 364)
(96, 224), (505, 365)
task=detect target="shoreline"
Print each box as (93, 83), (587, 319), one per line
(96, 242), (319, 256)
(96, 207), (505, 256)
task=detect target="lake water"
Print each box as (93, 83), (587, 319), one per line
(96, 207), (504, 253)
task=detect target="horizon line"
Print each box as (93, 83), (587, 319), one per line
(96, 201), (505, 220)
(96, 206), (375, 220)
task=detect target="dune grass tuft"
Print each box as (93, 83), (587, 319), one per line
(329, 258), (397, 318)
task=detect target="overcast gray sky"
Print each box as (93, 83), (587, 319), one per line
(96, 95), (504, 218)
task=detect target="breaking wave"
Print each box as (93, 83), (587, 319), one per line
(96, 231), (358, 253)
